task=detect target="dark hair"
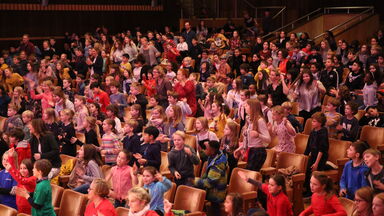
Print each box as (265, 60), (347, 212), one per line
(31, 118), (48, 136)
(351, 141), (370, 159)
(227, 193), (243, 216)
(144, 126), (160, 139)
(142, 166), (158, 177)
(271, 174), (287, 195)
(208, 140), (220, 151)
(83, 144), (103, 166)
(239, 63), (249, 72)
(311, 112), (327, 127)
(312, 173), (334, 198)
(106, 104), (119, 117)
(90, 82), (100, 89)
(346, 101), (358, 115)
(120, 149), (132, 162)
(21, 159), (34, 177)
(122, 53), (130, 59)
(9, 128), (24, 141)
(34, 159), (52, 177)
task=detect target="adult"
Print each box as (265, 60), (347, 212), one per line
(139, 37), (160, 67)
(294, 69), (326, 121)
(87, 48), (103, 76)
(153, 66), (172, 108)
(181, 22), (196, 50)
(84, 179), (117, 216)
(267, 70), (288, 106)
(174, 69), (197, 116)
(29, 118), (61, 179)
(72, 48), (88, 77)
(123, 36), (138, 63)
(18, 34), (35, 56)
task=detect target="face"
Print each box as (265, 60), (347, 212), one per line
(223, 195), (233, 213)
(310, 176), (324, 193)
(116, 152), (128, 166)
(326, 103), (336, 112)
(128, 194), (146, 213)
(130, 108), (139, 118)
(2, 154), (9, 168)
(22, 115), (32, 124)
(344, 105), (353, 116)
(272, 110), (282, 121)
(7, 108), (16, 117)
(268, 178), (281, 194)
(325, 59), (333, 68)
(364, 153), (379, 167)
(263, 42), (269, 49)
(151, 110), (160, 118)
(173, 134), (184, 149)
(87, 182), (96, 200)
(4, 68), (11, 77)
(176, 70), (185, 81)
(248, 85), (255, 94)
(302, 73), (311, 83)
(269, 71), (277, 81)
(311, 119), (321, 129)
(372, 196), (384, 216)
(195, 120), (203, 131)
(354, 194), (370, 213)
(167, 107), (175, 118)
(224, 124), (231, 136)
(32, 165), (42, 178)
(19, 163), (30, 177)
(78, 146), (84, 159)
(142, 170), (155, 185)
(346, 145), (357, 159)
(244, 102), (251, 114)
(102, 121), (112, 132)
(367, 108), (378, 117)
(211, 103), (220, 114)
(60, 112), (68, 122)
(142, 133), (151, 143)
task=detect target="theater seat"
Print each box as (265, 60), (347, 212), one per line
(291, 102), (299, 116)
(338, 197), (354, 216)
(51, 184), (64, 215)
(101, 165), (112, 187)
(58, 189), (88, 216)
(0, 116), (7, 132)
(173, 185), (206, 216)
(294, 133), (309, 154)
(16, 214), (30, 216)
(185, 134), (197, 150)
(295, 116), (304, 126)
(359, 125), (384, 151)
(58, 154), (77, 188)
(116, 207), (130, 216)
(160, 151), (172, 179)
(354, 110), (365, 120)
(185, 117), (196, 134)
(228, 167), (261, 211)
(164, 182), (177, 203)
(302, 118), (312, 135)
(0, 204), (17, 216)
(75, 132), (86, 144)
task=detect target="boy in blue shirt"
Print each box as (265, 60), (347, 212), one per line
(0, 150), (17, 210)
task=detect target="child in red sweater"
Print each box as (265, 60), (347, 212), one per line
(9, 128), (30, 166)
(299, 173), (347, 216)
(6, 148), (36, 214)
(238, 171), (293, 216)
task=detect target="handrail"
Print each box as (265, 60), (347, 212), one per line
(262, 8), (322, 39)
(324, 6), (374, 14)
(313, 7), (375, 41)
(273, 6), (286, 19)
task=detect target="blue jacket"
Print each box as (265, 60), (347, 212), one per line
(144, 177), (172, 213)
(0, 170), (17, 209)
(340, 160), (369, 199)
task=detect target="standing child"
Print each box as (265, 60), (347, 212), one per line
(324, 97), (342, 139)
(142, 166), (172, 216)
(133, 126), (161, 170)
(110, 81), (128, 118)
(237, 90), (250, 129)
(106, 150), (138, 207)
(127, 82), (148, 121)
(3, 104), (24, 133)
(71, 116), (100, 147)
(58, 109), (76, 156)
(221, 120), (240, 180)
(105, 104), (123, 136)
(362, 72), (378, 109)
(162, 105), (185, 150)
(100, 119), (121, 165)
(42, 108), (59, 138)
(148, 106), (166, 134)
(339, 141), (369, 200)
(299, 173), (347, 216)
(268, 105), (296, 153)
(0, 150), (18, 210)
(122, 120), (141, 162)
(336, 101), (360, 141)
(128, 104), (145, 134)
(363, 148), (384, 194)
(29, 80), (55, 115)
(9, 128), (30, 165)
(21, 110), (34, 141)
(7, 148), (36, 214)
(208, 101), (227, 139)
(239, 172), (293, 216)
(281, 101), (303, 132)
(195, 117), (219, 161)
(168, 131), (200, 186)
(166, 91), (191, 123)
(73, 95), (89, 132)
(16, 159), (56, 216)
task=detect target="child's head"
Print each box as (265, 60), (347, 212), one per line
(2, 150), (18, 171)
(326, 97), (340, 112)
(363, 148), (382, 168)
(206, 76), (217, 88)
(151, 105), (165, 120)
(172, 130), (185, 149)
(373, 193), (384, 216)
(271, 105), (284, 121)
(167, 105), (182, 123)
(63, 78), (72, 89)
(127, 186), (151, 213)
(310, 173), (334, 195)
(7, 104), (19, 117)
(345, 101), (358, 116)
(205, 140), (220, 157)
(88, 178), (110, 200)
(239, 63), (249, 74)
(106, 104), (119, 118)
(130, 82), (141, 95)
(347, 141), (370, 160)
(13, 86), (24, 98)
(22, 110), (34, 124)
(102, 118), (116, 133)
(42, 108), (56, 122)
(116, 149), (131, 167)
(257, 94), (268, 106)
(211, 100), (223, 115)
(143, 126), (160, 143)
(354, 187), (374, 215)
(224, 120), (240, 138)
(268, 175), (287, 195)
(8, 128), (24, 144)
(124, 119), (138, 134)
(311, 112), (326, 129)
(105, 76), (114, 86)
(240, 90), (250, 101)
(20, 159), (33, 178)
(33, 159), (52, 178)
(74, 95), (86, 107)
(83, 116), (96, 131)
(195, 117), (209, 132)
(129, 104), (141, 119)
(88, 102), (101, 114)
(60, 109), (74, 122)
(224, 193), (243, 216)
(281, 102), (292, 116)
(142, 166), (158, 185)
(167, 91), (179, 104)
(148, 95), (159, 107)
(366, 106), (379, 118)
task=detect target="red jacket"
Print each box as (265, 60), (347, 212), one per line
(8, 156), (37, 214)
(10, 141), (31, 166)
(174, 80), (196, 116)
(87, 90), (110, 113)
(300, 193), (347, 216)
(262, 183), (292, 216)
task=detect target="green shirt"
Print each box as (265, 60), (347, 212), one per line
(32, 179), (56, 216)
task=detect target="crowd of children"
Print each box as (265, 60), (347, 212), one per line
(0, 20), (384, 216)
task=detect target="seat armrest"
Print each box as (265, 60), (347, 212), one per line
(291, 173), (306, 182)
(59, 175), (70, 187)
(377, 144), (384, 151)
(242, 191), (257, 200)
(186, 211), (204, 216)
(186, 130), (196, 135)
(260, 167), (277, 176)
(337, 158), (350, 166)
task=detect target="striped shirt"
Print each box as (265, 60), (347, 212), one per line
(101, 132), (121, 164)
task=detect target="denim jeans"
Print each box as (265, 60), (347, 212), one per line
(73, 183), (90, 194)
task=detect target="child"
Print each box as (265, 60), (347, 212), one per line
(254, 69), (270, 95)
(336, 101), (360, 141)
(127, 187), (160, 216)
(29, 79), (55, 115)
(225, 78), (242, 109)
(195, 117), (219, 160)
(21, 110), (34, 141)
(100, 119), (121, 165)
(363, 148), (384, 194)
(205, 76), (218, 94)
(58, 109), (76, 156)
(122, 65), (136, 95)
(239, 172), (293, 216)
(268, 105), (296, 153)
(107, 150), (138, 207)
(133, 126), (161, 170)
(168, 131), (200, 186)
(106, 104), (123, 136)
(7, 148), (36, 214)
(88, 102), (106, 133)
(10, 86), (27, 115)
(42, 107), (59, 138)
(0, 150), (18, 209)
(62, 78), (74, 102)
(87, 82), (110, 113)
(359, 105), (384, 127)
(122, 120), (141, 164)
(324, 97), (342, 139)
(363, 72), (378, 108)
(142, 166), (172, 215)
(257, 94), (272, 123)
(147, 95), (159, 110)
(16, 159), (56, 216)
(71, 116), (100, 147)
(166, 91), (191, 123)
(3, 104), (24, 133)
(127, 82), (148, 121)
(128, 104), (145, 134)
(237, 89), (250, 128)
(148, 105), (166, 134)
(68, 144), (103, 194)
(109, 80), (128, 118)
(73, 95), (89, 132)
(372, 193), (384, 216)
(9, 128), (30, 165)
(281, 101), (303, 133)
(221, 120), (240, 180)
(143, 70), (156, 97)
(208, 100), (227, 139)
(162, 105), (185, 151)
(300, 174), (347, 216)
(304, 112), (329, 194)
(339, 141), (369, 200)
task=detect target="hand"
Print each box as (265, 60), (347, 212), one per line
(131, 163), (138, 175)
(250, 130), (259, 138)
(133, 153), (143, 160)
(282, 117), (288, 125)
(339, 189), (347, 197)
(311, 163), (318, 172)
(267, 122), (273, 131)
(34, 153), (41, 160)
(237, 170), (248, 181)
(70, 137), (78, 144)
(138, 158), (147, 165)
(164, 199), (173, 213)
(15, 187), (30, 199)
(7, 147), (15, 155)
(58, 135), (63, 140)
(280, 74), (285, 81)
(155, 172), (163, 182)
(75, 168), (84, 177)
(184, 147), (192, 156)
(100, 150), (107, 156)
(174, 171), (182, 179)
(373, 180), (384, 190)
(8, 123), (14, 128)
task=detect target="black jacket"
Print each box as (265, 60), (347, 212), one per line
(30, 132), (61, 168)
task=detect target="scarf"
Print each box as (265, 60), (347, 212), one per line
(129, 204), (151, 216)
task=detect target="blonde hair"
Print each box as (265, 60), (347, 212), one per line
(3, 150), (18, 170)
(281, 101), (293, 110)
(92, 179), (110, 198)
(44, 108), (57, 122)
(151, 105), (166, 122)
(224, 120), (240, 148)
(167, 105), (182, 127)
(153, 66), (165, 78)
(172, 130), (186, 140)
(196, 117), (209, 131)
(85, 116), (97, 129)
(128, 186), (151, 204)
(22, 110), (34, 119)
(272, 105), (284, 115)
(60, 109), (75, 120)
